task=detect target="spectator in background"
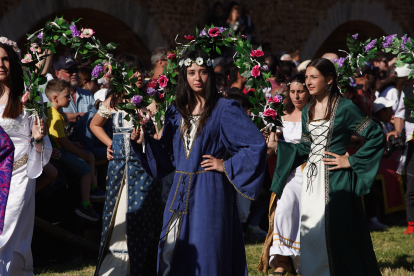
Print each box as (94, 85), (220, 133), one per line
(54, 56), (95, 122)
(264, 54), (281, 89)
(228, 62), (247, 96)
(280, 54), (292, 61)
(376, 76), (398, 112)
(353, 63), (377, 116)
(206, 2), (225, 27)
(297, 60), (311, 74)
(373, 97), (397, 133)
(77, 67), (100, 94)
(227, 4), (245, 34)
(291, 50), (301, 67)
(241, 3), (255, 41)
(278, 61), (296, 87)
(148, 47), (173, 91)
(371, 52), (389, 79)
(45, 79), (104, 222)
(214, 62), (230, 91)
(321, 52), (339, 61)
(216, 73), (228, 97)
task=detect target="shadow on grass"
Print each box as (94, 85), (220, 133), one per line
(34, 259), (98, 274)
(378, 254), (414, 271)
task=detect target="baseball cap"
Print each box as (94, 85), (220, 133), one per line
(54, 56), (80, 71)
(395, 64), (411, 77)
(373, 97), (397, 113)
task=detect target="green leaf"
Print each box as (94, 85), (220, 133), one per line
(127, 69), (133, 79)
(106, 42), (119, 50)
(60, 36), (67, 45)
(216, 46), (222, 55)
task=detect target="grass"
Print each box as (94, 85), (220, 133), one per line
(35, 226), (414, 275)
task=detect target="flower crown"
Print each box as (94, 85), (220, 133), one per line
(0, 37), (21, 58)
(287, 81), (306, 86)
(179, 57), (212, 67)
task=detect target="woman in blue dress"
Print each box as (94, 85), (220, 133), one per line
(90, 54), (162, 276)
(131, 50), (267, 276)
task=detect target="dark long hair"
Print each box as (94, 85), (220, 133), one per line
(108, 53), (146, 109)
(174, 50), (219, 138)
(285, 74), (308, 114)
(306, 58), (342, 120)
(0, 43), (24, 118)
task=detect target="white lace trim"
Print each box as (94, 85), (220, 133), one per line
(98, 104), (112, 119)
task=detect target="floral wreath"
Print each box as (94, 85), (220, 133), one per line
(150, 25), (285, 131)
(21, 17), (149, 128)
(0, 37), (21, 58)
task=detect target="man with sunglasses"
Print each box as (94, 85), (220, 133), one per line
(53, 56), (94, 122)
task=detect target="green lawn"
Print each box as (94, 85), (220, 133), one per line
(35, 226), (414, 275)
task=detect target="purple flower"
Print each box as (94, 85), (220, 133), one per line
(70, 24), (80, 37)
(132, 95), (143, 107)
(199, 29), (207, 37)
(402, 36), (412, 50)
(276, 95), (283, 102)
(382, 34), (396, 48)
(147, 87), (156, 96)
(91, 65), (103, 78)
(262, 65), (269, 71)
(364, 40), (377, 53)
(333, 57), (345, 68)
(218, 27), (227, 33)
(37, 31), (44, 43)
(352, 34), (358, 40)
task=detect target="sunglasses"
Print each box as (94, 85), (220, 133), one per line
(62, 67), (79, 74)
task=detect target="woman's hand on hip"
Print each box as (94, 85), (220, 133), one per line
(322, 151), (351, 171)
(201, 155), (224, 173)
(107, 142), (114, 161)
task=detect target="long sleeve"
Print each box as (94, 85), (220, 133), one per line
(131, 106), (176, 180)
(347, 101), (385, 197)
(220, 100), (267, 201)
(270, 105), (311, 198)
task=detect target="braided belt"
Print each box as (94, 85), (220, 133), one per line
(13, 154), (28, 171)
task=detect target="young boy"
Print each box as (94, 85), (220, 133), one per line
(45, 79), (104, 221)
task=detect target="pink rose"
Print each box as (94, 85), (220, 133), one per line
(21, 53), (33, 64)
(22, 91), (31, 103)
(79, 28), (94, 38)
(250, 50), (264, 58)
(167, 53), (176, 59)
(158, 75), (168, 88)
(263, 108), (277, 120)
(208, 27), (220, 37)
(267, 95), (283, 104)
(137, 108), (151, 125)
(251, 65), (261, 78)
(103, 62), (112, 78)
(242, 35), (247, 39)
(184, 35), (194, 41)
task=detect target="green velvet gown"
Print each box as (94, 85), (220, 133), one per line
(271, 97), (384, 276)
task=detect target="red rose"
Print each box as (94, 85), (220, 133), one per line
(263, 108), (277, 120)
(167, 53), (176, 59)
(184, 35), (194, 41)
(158, 92), (165, 102)
(250, 50), (264, 58)
(158, 75), (168, 88)
(208, 27), (220, 37)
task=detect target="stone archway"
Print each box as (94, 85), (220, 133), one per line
(0, 0), (168, 65)
(301, 0), (404, 60)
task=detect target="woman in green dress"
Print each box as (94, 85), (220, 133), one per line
(267, 58), (384, 276)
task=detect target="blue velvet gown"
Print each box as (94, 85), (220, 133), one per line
(132, 98), (267, 276)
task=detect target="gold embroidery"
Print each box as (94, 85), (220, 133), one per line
(272, 233), (300, 244)
(272, 243), (300, 250)
(12, 154), (28, 171)
(180, 116), (199, 160)
(223, 161), (255, 201)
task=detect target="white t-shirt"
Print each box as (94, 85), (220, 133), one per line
(395, 91), (414, 141)
(378, 86), (399, 112)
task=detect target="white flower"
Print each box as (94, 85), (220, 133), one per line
(195, 57), (203, 66)
(0, 37), (8, 44)
(265, 92), (272, 98)
(179, 60), (184, 67)
(207, 59), (212, 66)
(184, 58), (192, 67)
(263, 87), (271, 94)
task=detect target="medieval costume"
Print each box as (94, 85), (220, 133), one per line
(270, 97), (384, 276)
(95, 106), (163, 276)
(0, 108), (52, 276)
(132, 98), (267, 276)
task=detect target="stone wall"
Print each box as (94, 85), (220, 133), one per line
(1, 0), (414, 60)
